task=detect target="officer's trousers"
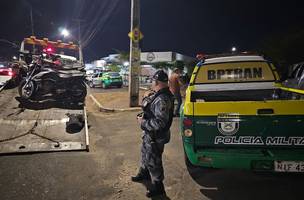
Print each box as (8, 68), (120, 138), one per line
(140, 134), (165, 183)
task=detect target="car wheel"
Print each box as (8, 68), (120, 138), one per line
(102, 82), (107, 89)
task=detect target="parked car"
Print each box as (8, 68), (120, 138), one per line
(87, 72), (103, 88)
(88, 72), (123, 88)
(0, 61), (21, 87)
(100, 72), (123, 88)
(283, 62), (304, 90)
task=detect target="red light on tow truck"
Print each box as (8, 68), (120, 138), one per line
(43, 47), (54, 53)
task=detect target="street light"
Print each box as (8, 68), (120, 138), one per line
(61, 28), (70, 38)
(231, 47), (237, 52)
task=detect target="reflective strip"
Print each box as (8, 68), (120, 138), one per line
(183, 100), (304, 116)
(193, 82), (276, 91)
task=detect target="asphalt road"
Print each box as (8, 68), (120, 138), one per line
(0, 87), (303, 200)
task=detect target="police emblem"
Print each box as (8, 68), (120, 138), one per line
(217, 113), (240, 135)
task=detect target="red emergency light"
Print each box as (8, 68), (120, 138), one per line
(43, 47), (54, 53)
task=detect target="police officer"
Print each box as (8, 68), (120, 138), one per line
(132, 70), (174, 198)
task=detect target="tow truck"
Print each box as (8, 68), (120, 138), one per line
(0, 36), (89, 154)
(181, 53), (304, 172)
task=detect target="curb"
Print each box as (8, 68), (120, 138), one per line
(89, 94), (142, 112)
(139, 86), (149, 91)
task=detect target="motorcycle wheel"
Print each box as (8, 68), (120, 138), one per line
(70, 82), (87, 102)
(89, 81), (94, 88)
(18, 79), (36, 99)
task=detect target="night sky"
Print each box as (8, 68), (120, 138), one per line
(0, 0), (303, 62)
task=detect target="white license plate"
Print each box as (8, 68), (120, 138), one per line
(274, 161), (304, 172)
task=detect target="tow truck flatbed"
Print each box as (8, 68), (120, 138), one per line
(0, 88), (89, 154)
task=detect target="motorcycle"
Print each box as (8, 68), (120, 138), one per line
(18, 52), (87, 103)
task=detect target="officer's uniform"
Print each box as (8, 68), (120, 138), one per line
(140, 87), (173, 183)
(132, 70), (174, 198)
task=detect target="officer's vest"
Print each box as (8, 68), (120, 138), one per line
(142, 87), (174, 142)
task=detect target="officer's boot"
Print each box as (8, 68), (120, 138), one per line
(131, 168), (151, 182)
(146, 181), (166, 198)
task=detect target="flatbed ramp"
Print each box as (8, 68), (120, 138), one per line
(0, 88), (89, 154)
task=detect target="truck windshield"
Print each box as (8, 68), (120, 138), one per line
(108, 72), (120, 77)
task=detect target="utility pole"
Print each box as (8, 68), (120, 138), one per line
(128, 0), (141, 107)
(73, 19), (85, 65)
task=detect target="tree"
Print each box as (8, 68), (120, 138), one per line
(259, 28), (304, 79)
(108, 63), (121, 72)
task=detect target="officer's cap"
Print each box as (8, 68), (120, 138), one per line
(152, 70), (168, 82)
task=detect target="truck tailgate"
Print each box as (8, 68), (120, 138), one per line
(192, 100), (304, 148)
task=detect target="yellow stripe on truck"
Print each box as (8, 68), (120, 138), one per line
(184, 100), (304, 116)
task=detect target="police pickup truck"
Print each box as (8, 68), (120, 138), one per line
(181, 54), (304, 172)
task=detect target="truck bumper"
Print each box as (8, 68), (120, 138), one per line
(184, 142), (304, 171)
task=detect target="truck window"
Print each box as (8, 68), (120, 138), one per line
(194, 61), (276, 84)
(191, 61), (304, 101)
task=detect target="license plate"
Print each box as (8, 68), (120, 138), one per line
(274, 161), (304, 172)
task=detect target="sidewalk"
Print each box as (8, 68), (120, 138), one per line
(90, 89), (147, 112)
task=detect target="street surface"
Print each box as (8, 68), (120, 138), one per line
(0, 87), (303, 200)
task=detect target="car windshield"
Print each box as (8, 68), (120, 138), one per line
(107, 72), (120, 77)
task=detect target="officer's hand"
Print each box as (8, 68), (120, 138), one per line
(137, 116), (143, 124)
(143, 90), (154, 98)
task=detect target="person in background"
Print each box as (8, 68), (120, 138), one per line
(169, 68), (182, 117)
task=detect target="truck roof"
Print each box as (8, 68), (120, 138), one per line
(204, 55), (266, 64)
